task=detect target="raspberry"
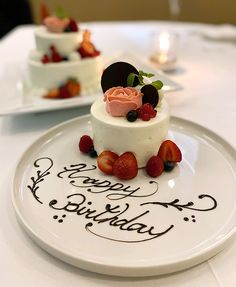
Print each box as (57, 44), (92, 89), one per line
(51, 52), (62, 62)
(142, 113), (151, 121)
(141, 103), (154, 114)
(79, 135), (94, 153)
(137, 103), (157, 121)
(41, 54), (50, 64)
(68, 19), (78, 32)
(146, 156), (164, 178)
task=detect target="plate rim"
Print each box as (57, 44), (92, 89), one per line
(11, 114), (236, 277)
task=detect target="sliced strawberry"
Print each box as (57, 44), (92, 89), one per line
(66, 79), (81, 97)
(97, 151), (119, 175)
(113, 152), (138, 180)
(43, 88), (60, 99)
(59, 86), (71, 98)
(146, 156), (164, 178)
(158, 140), (182, 163)
(78, 41), (100, 58)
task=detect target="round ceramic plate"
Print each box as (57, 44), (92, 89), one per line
(12, 115), (236, 277)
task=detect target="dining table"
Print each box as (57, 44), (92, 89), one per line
(0, 20), (235, 286)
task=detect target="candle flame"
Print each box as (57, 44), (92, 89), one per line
(159, 32), (170, 52)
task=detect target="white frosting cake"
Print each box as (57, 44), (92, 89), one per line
(91, 97), (170, 168)
(28, 26), (103, 93)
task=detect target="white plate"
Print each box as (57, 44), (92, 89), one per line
(12, 115), (236, 277)
(0, 54), (181, 116)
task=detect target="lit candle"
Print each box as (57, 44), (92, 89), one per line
(150, 31), (177, 71)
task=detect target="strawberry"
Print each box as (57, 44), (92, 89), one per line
(113, 152), (138, 180)
(59, 86), (70, 98)
(43, 88), (60, 99)
(158, 140), (182, 163)
(66, 79), (81, 97)
(78, 41), (100, 58)
(146, 156), (164, 178)
(97, 151), (119, 175)
(79, 135), (94, 153)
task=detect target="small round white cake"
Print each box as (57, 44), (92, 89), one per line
(91, 97), (170, 168)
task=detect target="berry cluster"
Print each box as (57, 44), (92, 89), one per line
(79, 135), (98, 158)
(64, 19), (78, 32)
(43, 78), (80, 99)
(78, 135), (182, 180)
(126, 103), (157, 122)
(41, 45), (65, 64)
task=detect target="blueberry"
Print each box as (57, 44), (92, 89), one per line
(164, 161), (175, 172)
(89, 148), (98, 158)
(126, 110), (138, 122)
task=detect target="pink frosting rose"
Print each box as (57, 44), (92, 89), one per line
(104, 86), (143, 117)
(44, 16), (70, 33)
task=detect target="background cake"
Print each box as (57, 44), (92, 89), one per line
(28, 15), (103, 99)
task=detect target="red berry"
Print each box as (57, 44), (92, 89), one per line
(97, 151), (119, 175)
(78, 41), (100, 58)
(50, 45), (56, 52)
(146, 156), (164, 177)
(142, 113), (151, 121)
(150, 109), (157, 118)
(51, 52), (62, 62)
(59, 86), (70, 98)
(113, 152), (138, 180)
(79, 135), (94, 153)
(158, 140), (182, 163)
(141, 103), (154, 114)
(41, 54), (50, 64)
(68, 19), (78, 32)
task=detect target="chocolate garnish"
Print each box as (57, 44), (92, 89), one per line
(101, 62), (139, 92)
(141, 84), (159, 108)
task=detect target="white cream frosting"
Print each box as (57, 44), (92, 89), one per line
(28, 56), (103, 92)
(90, 97), (170, 168)
(34, 26), (84, 56)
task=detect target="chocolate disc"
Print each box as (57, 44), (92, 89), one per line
(101, 62), (139, 92)
(141, 84), (159, 108)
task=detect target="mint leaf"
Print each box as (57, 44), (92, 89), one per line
(139, 70), (155, 78)
(151, 80), (163, 90)
(55, 6), (68, 19)
(138, 75), (145, 85)
(127, 73), (136, 86)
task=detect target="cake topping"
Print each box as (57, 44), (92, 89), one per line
(104, 87), (142, 117)
(101, 62), (164, 121)
(141, 84), (159, 108)
(43, 16), (70, 33)
(101, 62), (139, 93)
(78, 30), (100, 58)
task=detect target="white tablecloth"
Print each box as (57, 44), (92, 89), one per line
(0, 21), (235, 286)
